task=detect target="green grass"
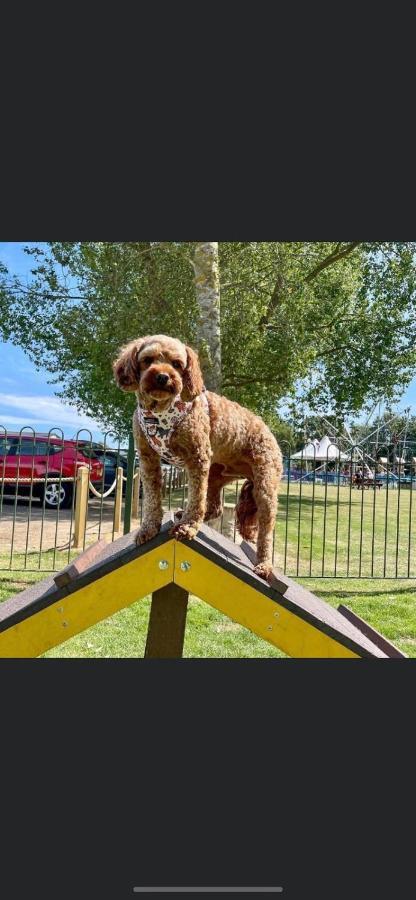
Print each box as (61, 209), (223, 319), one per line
(45, 596), (286, 659)
(270, 482), (414, 578)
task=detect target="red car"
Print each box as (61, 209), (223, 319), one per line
(0, 433), (104, 509)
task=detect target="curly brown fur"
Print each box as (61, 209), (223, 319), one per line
(114, 335), (283, 580)
(235, 480), (259, 542)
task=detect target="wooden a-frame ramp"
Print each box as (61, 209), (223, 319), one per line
(0, 513), (405, 658)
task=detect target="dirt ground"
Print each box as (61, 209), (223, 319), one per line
(0, 497), (135, 554)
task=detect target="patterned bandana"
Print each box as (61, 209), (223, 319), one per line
(137, 392), (209, 467)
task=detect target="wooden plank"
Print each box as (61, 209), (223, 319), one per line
(195, 522), (255, 570)
(0, 577), (59, 627)
(145, 583), (189, 658)
(240, 540), (288, 594)
(54, 539), (108, 588)
(338, 605), (407, 659)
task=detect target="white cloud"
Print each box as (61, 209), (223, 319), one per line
(0, 392), (106, 435)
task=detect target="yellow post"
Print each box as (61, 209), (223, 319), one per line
(73, 466), (89, 549)
(132, 470), (141, 521)
(209, 502), (238, 542)
(113, 465), (124, 534)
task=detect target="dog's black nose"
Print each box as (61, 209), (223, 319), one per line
(156, 373), (169, 386)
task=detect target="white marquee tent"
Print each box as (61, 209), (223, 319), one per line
(291, 436), (349, 461)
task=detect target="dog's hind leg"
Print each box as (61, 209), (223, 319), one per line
(251, 455), (282, 580)
(235, 479), (258, 540)
(204, 464), (235, 522)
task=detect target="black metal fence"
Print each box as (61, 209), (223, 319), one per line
(0, 426), (190, 573)
(1, 428), (416, 579)
(277, 439), (416, 579)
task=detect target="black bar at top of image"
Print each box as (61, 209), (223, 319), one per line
(133, 889), (283, 894)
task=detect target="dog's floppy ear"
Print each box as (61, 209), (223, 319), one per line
(181, 345), (205, 401)
(113, 339), (145, 392)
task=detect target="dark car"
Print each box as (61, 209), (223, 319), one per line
(90, 448), (140, 497)
(90, 446), (174, 498)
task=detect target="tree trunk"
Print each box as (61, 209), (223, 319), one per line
(193, 241), (221, 392)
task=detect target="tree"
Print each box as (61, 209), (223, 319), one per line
(1, 241), (416, 436)
(193, 242), (221, 391)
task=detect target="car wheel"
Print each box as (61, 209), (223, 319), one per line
(41, 479), (73, 510)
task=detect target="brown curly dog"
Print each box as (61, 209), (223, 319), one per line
(113, 334), (282, 580)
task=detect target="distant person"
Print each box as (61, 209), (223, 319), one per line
(355, 466), (363, 488)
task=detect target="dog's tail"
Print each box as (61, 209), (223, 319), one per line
(235, 480), (258, 541)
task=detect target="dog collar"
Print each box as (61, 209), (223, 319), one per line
(137, 392), (209, 466)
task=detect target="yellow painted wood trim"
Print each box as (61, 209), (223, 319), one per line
(174, 543), (359, 658)
(0, 541), (175, 658)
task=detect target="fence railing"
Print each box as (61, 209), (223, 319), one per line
(1, 428), (416, 578)
(0, 426), (192, 573)
(277, 438), (416, 579)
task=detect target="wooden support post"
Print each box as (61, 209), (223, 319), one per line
(145, 583), (189, 658)
(209, 502), (238, 542)
(113, 465), (123, 534)
(132, 470), (141, 521)
(123, 431), (136, 535)
(73, 466), (89, 549)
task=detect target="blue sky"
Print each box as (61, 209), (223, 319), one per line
(1, 242), (416, 438)
(0, 242), (105, 439)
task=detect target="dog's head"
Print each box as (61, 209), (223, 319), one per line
(113, 335), (204, 404)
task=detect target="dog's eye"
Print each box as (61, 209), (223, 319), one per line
(172, 360), (182, 370)
(143, 356), (154, 366)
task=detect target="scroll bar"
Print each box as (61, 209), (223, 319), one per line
(133, 889), (283, 894)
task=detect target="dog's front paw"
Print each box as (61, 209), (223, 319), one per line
(169, 521), (200, 541)
(135, 522), (161, 546)
(254, 562), (273, 582)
